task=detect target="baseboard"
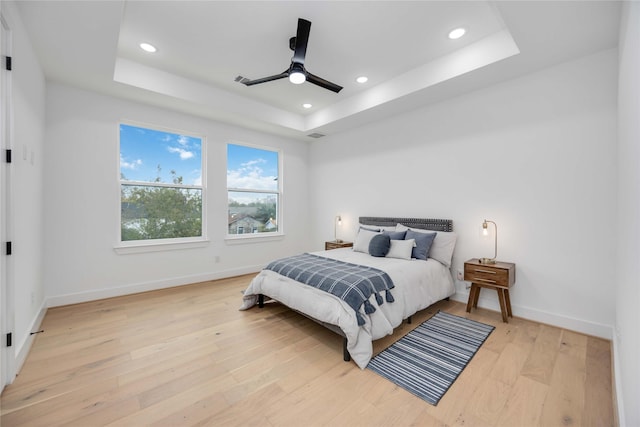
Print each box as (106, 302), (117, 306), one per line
(46, 265), (263, 308)
(14, 301), (47, 379)
(451, 291), (612, 339)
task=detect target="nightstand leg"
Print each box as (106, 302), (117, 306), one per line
(466, 284), (478, 313)
(472, 284), (481, 308)
(504, 289), (513, 318)
(497, 288), (508, 323)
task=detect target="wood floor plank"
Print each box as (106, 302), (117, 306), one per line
(583, 337), (615, 427)
(539, 336), (588, 426)
(488, 342), (530, 386)
(0, 275), (615, 426)
(520, 324), (562, 385)
(496, 375), (549, 426)
(464, 377), (512, 425)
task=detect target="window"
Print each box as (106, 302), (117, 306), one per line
(227, 143), (280, 237)
(119, 123), (204, 243)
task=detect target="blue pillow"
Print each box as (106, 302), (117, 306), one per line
(369, 234), (391, 257)
(383, 230), (407, 240)
(405, 230), (437, 260)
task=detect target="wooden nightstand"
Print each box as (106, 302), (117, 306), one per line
(325, 240), (353, 250)
(464, 258), (516, 323)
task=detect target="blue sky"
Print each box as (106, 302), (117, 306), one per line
(120, 124), (202, 185)
(227, 144), (278, 191)
(120, 124), (279, 191)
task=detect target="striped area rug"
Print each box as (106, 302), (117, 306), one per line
(367, 311), (494, 405)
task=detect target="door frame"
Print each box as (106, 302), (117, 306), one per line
(0, 11), (15, 390)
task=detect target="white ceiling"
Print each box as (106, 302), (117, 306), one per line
(12, 1), (621, 141)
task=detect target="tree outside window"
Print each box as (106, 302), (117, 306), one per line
(227, 143), (280, 236)
(119, 123), (204, 242)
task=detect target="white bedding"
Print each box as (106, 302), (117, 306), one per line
(240, 248), (455, 368)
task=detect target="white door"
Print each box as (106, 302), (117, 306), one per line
(0, 12), (14, 391)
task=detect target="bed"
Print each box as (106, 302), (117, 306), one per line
(240, 216), (457, 368)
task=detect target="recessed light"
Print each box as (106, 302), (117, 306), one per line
(139, 43), (157, 53)
(302, 103), (312, 109)
(356, 76), (368, 84)
(448, 28), (466, 40)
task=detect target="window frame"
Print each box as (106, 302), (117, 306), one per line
(115, 121), (207, 253)
(226, 141), (283, 242)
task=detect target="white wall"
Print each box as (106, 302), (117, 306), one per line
(0, 1), (46, 375)
(615, 3), (640, 426)
(44, 84), (310, 305)
(309, 49), (618, 338)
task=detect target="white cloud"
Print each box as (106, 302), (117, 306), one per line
(120, 155), (142, 170)
(167, 146), (194, 160)
(227, 158), (277, 190)
(178, 135), (190, 146)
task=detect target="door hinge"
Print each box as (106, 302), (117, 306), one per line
(5, 149), (11, 163)
(5, 56), (11, 71)
(6, 333), (12, 347)
(5, 241), (12, 255)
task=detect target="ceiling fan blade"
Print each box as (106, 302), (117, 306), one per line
(292, 18), (311, 64)
(306, 72), (343, 93)
(242, 70), (289, 86)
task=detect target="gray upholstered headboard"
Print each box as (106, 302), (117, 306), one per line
(358, 216), (453, 232)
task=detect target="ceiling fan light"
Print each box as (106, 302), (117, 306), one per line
(289, 71), (306, 84)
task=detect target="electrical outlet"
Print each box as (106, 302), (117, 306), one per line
(456, 269), (464, 281)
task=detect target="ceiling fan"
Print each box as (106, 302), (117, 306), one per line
(241, 18), (343, 93)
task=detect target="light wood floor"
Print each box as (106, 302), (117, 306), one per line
(0, 274), (615, 426)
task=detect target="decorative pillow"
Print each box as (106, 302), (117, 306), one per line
(383, 230), (407, 240)
(406, 230), (437, 260)
(429, 231), (458, 267)
(358, 224), (380, 232)
(368, 234), (391, 257)
(353, 229), (381, 253)
(386, 238), (416, 260)
(395, 223), (409, 232)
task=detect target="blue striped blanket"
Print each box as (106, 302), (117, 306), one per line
(265, 253), (395, 326)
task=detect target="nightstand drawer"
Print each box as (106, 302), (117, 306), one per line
(325, 241), (353, 250)
(464, 264), (510, 287)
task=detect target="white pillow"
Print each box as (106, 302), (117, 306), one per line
(395, 224), (457, 267)
(430, 231), (457, 267)
(353, 229), (381, 253)
(386, 238), (416, 260)
(395, 223), (409, 232)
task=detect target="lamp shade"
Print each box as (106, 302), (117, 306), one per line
(480, 219), (497, 264)
(334, 215), (342, 243)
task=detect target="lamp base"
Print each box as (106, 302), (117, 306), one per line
(479, 257), (496, 264)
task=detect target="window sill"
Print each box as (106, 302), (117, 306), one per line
(225, 233), (284, 245)
(114, 239), (209, 254)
